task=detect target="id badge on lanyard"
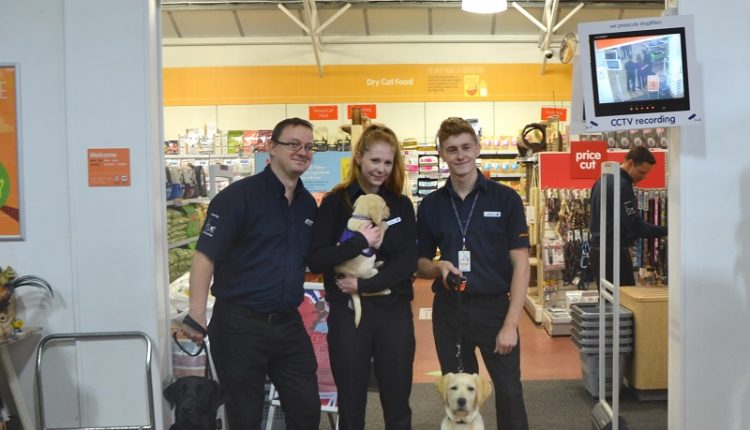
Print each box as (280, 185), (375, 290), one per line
(458, 249), (471, 272)
(451, 193), (479, 273)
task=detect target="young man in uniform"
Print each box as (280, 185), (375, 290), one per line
(417, 117), (530, 430)
(183, 117), (321, 430)
(589, 145), (667, 286)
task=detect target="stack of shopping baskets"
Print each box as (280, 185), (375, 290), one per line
(570, 303), (633, 397)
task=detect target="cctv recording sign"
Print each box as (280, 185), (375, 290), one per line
(577, 14), (702, 132)
(570, 141), (607, 179)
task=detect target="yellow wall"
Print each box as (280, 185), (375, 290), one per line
(163, 63), (572, 106)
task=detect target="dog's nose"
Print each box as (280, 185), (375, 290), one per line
(457, 398), (466, 407)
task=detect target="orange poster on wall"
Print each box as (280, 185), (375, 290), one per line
(0, 65), (22, 239)
(88, 148), (131, 187)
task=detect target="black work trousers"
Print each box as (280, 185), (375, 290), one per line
(433, 292), (529, 430)
(208, 300), (320, 430)
(327, 298), (415, 430)
(590, 246), (636, 288)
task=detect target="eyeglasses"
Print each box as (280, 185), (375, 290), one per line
(274, 140), (315, 152)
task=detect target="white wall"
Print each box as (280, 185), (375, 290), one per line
(0, 1), (168, 428)
(672, 1), (750, 429)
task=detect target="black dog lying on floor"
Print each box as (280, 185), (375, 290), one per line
(164, 374), (226, 430)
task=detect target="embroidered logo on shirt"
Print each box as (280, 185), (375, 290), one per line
(483, 211), (502, 218)
(624, 201), (636, 216)
(202, 213), (219, 237)
(304, 218), (314, 226)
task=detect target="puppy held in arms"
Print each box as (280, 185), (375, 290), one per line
(436, 373), (493, 430)
(334, 193), (390, 327)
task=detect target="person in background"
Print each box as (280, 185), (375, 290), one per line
(639, 49), (654, 90)
(588, 146), (667, 287)
(625, 55), (638, 93)
(416, 117), (530, 430)
(308, 124), (417, 430)
(635, 53), (645, 91)
(183, 117), (321, 430)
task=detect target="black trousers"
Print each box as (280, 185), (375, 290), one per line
(208, 301), (320, 430)
(590, 247), (636, 288)
(327, 298), (415, 430)
(433, 292), (529, 430)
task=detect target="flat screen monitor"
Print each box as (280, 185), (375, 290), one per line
(578, 15), (700, 131)
(589, 27), (690, 116)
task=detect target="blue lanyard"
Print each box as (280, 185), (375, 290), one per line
(450, 192), (479, 251)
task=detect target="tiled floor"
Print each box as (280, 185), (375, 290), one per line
(411, 278), (581, 384)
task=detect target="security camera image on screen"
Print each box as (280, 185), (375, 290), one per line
(589, 27), (690, 116)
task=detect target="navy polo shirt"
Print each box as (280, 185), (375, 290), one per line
(589, 168), (667, 248)
(196, 165), (317, 312)
(417, 171), (530, 295)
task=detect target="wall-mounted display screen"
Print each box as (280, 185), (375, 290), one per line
(590, 28), (690, 117)
(578, 15), (700, 132)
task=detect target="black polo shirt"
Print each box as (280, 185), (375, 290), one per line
(417, 171), (529, 295)
(196, 165), (317, 312)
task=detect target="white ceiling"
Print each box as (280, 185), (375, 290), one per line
(161, 1), (664, 42)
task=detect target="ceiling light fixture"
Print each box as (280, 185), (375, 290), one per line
(461, 0), (508, 14)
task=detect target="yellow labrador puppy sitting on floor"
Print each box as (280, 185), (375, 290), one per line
(334, 193), (390, 327)
(436, 373), (493, 430)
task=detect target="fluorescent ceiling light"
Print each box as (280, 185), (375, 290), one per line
(462, 0), (508, 14)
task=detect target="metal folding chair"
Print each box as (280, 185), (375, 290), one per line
(35, 331), (155, 430)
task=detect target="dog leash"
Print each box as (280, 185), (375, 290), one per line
(444, 273), (467, 373)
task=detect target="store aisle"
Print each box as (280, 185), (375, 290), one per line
(411, 278), (581, 383)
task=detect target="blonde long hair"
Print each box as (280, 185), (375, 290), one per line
(331, 124), (405, 196)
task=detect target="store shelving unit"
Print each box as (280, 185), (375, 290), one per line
(166, 197), (210, 207)
(164, 153), (250, 159)
(168, 236), (199, 250)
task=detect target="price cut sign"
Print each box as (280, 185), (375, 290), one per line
(569, 141), (607, 179)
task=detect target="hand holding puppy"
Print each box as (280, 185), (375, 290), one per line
(358, 223), (382, 248)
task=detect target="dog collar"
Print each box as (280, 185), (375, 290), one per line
(351, 214), (371, 221)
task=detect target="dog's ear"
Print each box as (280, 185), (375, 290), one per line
(368, 201), (385, 224)
(211, 383), (228, 411)
(473, 374), (493, 405)
(163, 381), (180, 409)
(382, 204), (390, 220)
(435, 373), (453, 397)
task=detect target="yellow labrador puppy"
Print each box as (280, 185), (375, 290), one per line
(334, 194), (390, 327)
(435, 373), (493, 430)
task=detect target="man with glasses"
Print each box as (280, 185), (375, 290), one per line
(417, 117), (530, 430)
(183, 117), (320, 429)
